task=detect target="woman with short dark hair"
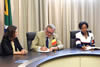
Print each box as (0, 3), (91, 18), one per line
(1, 25), (27, 56)
(76, 21), (95, 49)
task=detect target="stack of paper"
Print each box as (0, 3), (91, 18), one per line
(85, 46), (100, 50)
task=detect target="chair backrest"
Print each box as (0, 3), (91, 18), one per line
(70, 30), (91, 48)
(26, 32), (36, 51)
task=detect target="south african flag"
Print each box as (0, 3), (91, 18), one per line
(4, 0), (12, 32)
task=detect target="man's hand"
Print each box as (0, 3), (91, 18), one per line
(49, 47), (58, 51)
(40, 47), (48, 51)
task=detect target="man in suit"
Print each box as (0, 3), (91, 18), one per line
(31, 24), (64, 52)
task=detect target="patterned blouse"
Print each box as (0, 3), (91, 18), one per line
(76, 31), (95, 48)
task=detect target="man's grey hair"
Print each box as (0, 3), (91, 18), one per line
(46, 24), (56, 30)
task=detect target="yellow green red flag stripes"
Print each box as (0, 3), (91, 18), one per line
(52, 39), (57, 46)
(4, 0), (12, 26)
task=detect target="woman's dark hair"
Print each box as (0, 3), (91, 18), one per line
(4, 25), (17, 40)
(79, 21), (88, 29)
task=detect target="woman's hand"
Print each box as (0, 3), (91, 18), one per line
(82, 45), (91, 50)
(14, 49), (28, 55)
(82, 46), (86, 50)
(21, 49), (28, 54)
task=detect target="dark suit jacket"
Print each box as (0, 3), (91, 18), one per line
(1, 37), (23, 56)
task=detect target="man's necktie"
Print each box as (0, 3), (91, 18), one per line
(46, 37), (49, 48)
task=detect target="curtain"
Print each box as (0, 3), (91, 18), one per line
(0, 0), (4, 41)
(0, 0), (100, 49)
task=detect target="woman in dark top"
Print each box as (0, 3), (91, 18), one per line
(1, 25), (27, 56)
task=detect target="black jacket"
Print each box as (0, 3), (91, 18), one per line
(1, 37), (23, 56)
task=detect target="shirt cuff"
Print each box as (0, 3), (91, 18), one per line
(57, 44), (64, 50)
(37, 46), (41, 52)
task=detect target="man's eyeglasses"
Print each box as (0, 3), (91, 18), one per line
(46, 30), (54, 35)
